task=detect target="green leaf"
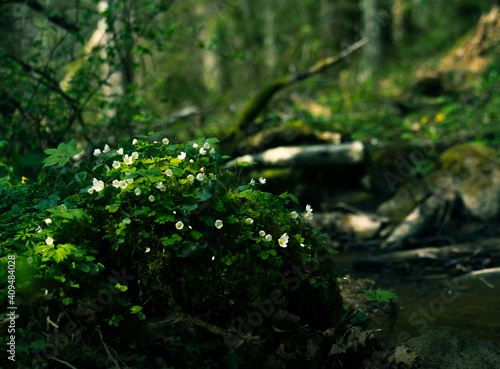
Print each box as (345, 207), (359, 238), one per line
(43, 156), (62, 167)
(62, 297), (74, 305)
(106, 203), (120, 213)
(115, 283), (128, 292)
(52, 247), (71, 263)
(130, 305), (143, 314)
(258, 250), (269, 260)
(79, 263), (91, 273)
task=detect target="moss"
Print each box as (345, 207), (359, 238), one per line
(438, 142), (499, 192)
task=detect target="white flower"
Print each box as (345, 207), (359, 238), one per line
(148, 195), (155, 202)
(265, 234), (273, 242)
(36, 226), (42, 233)
(187, 174), (194, 181)
(215, 219), (223, 229)
(118, 181), (128, 189)
(134, 188), (141, 195)
(300, 243), (305, 247)
(290, 211), (299, 219)
(212, 256), (215, 261)
(117, 148), (124, 155)
(166, 169), (173, 177)
(306, 204), (313, 213)
(177, 152), (186, 160)
(250, 178), (255, 185)
(156, 182), (166, 191)
(93, 148), (102, 157)
(112, 179), (120, 188)
(175, 221), (184, 230)
(259, 177), (266, 184)
(126, 178), (134, 184)
(92, 178), (104, 192)
(162, 138), (169, 145)
(44, 218), (52, 225)
(132, 139), (138, 145)
(193, 143), (199, 149)
(87, 188), (94, 194)
(245, 218), (254, 224)
(123, 154), (133, 165)
(131, 152), (139, 160)
(26, 257), (33, 264)
(112, 161), (120, 169)
(278, 233), (289, 248)
(189, 159), (194, 163)
(103, 144), (110, 153)
(199, 147), (207, 155)
(259, 230), (266, 237)
(203, 142), (210, 149)
(46, 237), (54, 246)
(145, 247), (150, 253)
(210, 148), (215, 154)
(304, 212), (313, 220)
(196, 173), (205, 181)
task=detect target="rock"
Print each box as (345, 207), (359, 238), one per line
(408, 326), (500, 369)
(437, 143), (500, 220)
(377, 179), (430, 224)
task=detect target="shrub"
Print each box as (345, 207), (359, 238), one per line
(0, 132), (342, 367)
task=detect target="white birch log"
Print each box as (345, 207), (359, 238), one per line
(228, 141), (365, 168)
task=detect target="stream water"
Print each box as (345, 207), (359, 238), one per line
(335, 251), (500, 346)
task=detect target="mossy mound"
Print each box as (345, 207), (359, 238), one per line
(437, 142), (500, 219)
(0, 134), (344, 368)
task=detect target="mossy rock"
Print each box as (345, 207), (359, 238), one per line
(365, 144), (431, 198)
(436, 142), (500, 219)
(376, 178), (431, 223)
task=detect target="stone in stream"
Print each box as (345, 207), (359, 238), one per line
(408, 326), (500, 369)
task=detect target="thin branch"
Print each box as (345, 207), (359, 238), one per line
(8, 0), (80, 33)
(46, 356), (79, 369)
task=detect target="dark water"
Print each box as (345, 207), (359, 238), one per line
(335, 252), (500, 346)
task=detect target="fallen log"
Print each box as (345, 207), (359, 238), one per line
(234, 38), (368, 134)
(307, 211), (387, 239)
(227, 141), (365, 168)
(453, 267), (500, 283)
(353, 238), (500, 270)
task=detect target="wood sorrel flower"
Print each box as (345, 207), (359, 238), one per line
(278, 233), (289, 248)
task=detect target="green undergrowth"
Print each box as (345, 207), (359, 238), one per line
(0, 132), (342, 368)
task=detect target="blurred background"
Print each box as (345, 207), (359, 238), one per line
(0, 0), (499, 178)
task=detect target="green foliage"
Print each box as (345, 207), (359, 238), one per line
(363, 289), (398, 303)
(0, 132), (341, 367)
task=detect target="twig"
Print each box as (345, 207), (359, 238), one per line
(96, 325), (121, 369)
(46, 356), (79, 369)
